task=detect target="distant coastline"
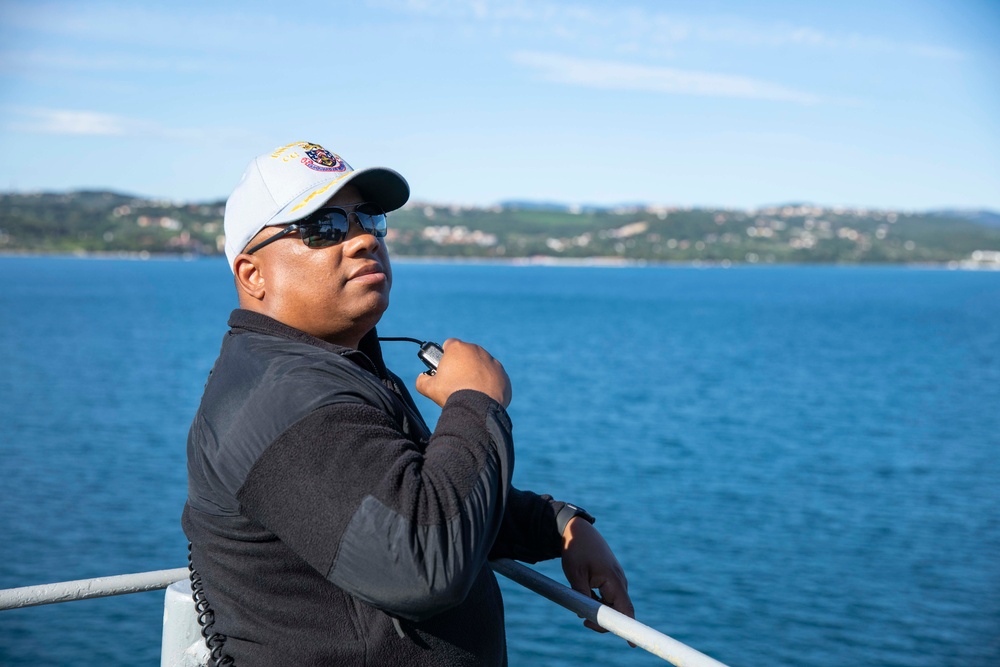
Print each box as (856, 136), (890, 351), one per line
(3, 191), (1000, 267)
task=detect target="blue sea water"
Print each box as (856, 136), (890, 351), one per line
(0, 256), (998, 667)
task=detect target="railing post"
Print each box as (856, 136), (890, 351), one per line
(161, 579), (209, 667)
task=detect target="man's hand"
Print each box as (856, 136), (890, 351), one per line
(561, 517), (635, 640)
(415, 338), (512, 408)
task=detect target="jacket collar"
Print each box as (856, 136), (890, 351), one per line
(227, 309), (387, 379)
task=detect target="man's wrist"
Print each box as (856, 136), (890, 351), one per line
(556, 503), (595, 536)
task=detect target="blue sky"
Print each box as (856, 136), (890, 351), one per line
(1, 0), (998, 210)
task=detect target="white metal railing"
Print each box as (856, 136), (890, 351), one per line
(491, 559), (729, 667)
(0, 568), (188, 610)
(1, 562), (731, 667)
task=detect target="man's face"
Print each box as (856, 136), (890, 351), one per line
(242, 183), (393, 346)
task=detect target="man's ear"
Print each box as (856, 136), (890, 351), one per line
(233, 254), (266, 301)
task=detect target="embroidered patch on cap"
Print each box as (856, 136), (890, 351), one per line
(301, 143), (348, 172)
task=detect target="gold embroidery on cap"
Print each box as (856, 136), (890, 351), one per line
(270, 141), (309, 160)
(289, 173), (351, 213)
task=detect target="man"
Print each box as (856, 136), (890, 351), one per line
(183, 141), (633, 665)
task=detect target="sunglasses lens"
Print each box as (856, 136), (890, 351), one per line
(355, 203), (387, 238)
(300, 210), (350, 247)
(296, 204), (388, 248)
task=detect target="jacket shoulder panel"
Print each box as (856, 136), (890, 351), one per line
(187, 331), (405, 515)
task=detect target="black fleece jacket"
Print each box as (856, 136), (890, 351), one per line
(182, 310), (575, 666)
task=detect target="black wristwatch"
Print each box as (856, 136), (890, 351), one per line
(555, 503), (596, 535)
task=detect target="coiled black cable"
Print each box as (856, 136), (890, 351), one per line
(188, 543), (235, 667)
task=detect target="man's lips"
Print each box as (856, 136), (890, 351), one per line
(348, 263), (386, 283)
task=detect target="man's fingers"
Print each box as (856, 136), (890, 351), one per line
(566, 570), (635, 635)
(559, 520), (635, 644)
(416, 337), (511, 407)
(579, 590), (607, 633)
(564, 569), (600, 626)
(598, 577), (635, 619)
(414, 369), (433, 394)
(565, 568), (592, 602)
(596, 578), (637, 646)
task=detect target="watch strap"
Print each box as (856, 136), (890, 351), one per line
(555, 503), (596, 535)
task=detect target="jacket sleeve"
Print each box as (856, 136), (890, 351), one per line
(487, 489), (574, 563)
(234, 389), (513, 622)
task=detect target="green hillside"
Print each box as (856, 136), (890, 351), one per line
(2, 191), (1000, 266)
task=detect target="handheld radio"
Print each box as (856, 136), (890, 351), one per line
(379, 337), (444, 374)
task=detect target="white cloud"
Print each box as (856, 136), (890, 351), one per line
(512, 52), (823, 105)
(375, 0), (967, 61)
(15, 109), (135, 136)
(0, 49), (206, 73)
(1, 2), (257, 51)
(691, 23), (965, 60)
(4, 108), (230, 140)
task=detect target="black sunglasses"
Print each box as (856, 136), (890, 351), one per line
(245, 203), (387, 255)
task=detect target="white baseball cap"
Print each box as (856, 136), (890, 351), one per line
(223, 141), (409, 270)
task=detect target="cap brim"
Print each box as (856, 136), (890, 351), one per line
(269, 166), (410, 227)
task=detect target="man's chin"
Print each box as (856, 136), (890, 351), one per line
(356, 292), (390, 327)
